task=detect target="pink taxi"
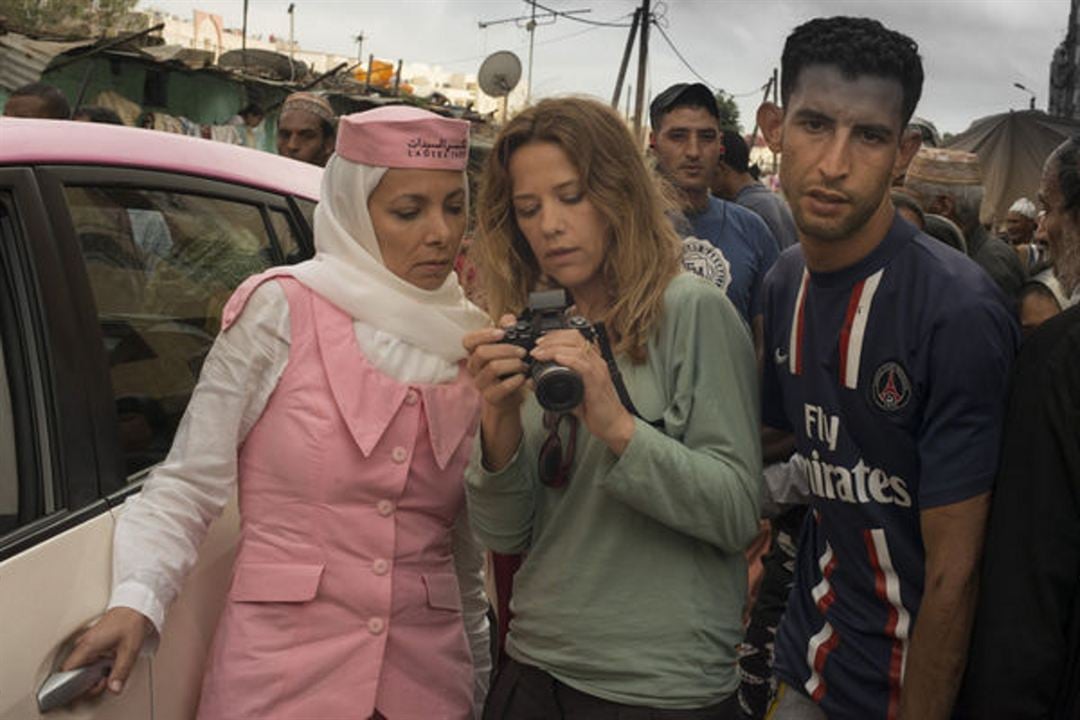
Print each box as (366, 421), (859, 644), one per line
(0, 117), (321, 719)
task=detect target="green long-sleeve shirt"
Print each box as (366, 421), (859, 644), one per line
(466, 272), (762, 708)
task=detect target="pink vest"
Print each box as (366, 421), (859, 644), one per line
(196, 271), (481, 719)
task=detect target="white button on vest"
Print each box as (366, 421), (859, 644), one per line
(404, 389), (419, 406)
(391, 446), (408, 463)
(368, 617), (385, 635)
(372, 558), (390, 576)
(376, 499), (395, 517)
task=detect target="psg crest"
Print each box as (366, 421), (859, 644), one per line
(870, 361), (912, 412)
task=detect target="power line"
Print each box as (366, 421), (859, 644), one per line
(531, 1), (635, 27)
(431, 24), (604, 68)
(727, 84), (771, 98)
(651, 21), (716, 91)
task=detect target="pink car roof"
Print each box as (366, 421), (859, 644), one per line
(0, 117), (322, 200)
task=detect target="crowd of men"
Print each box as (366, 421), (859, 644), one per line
(4, 17), (1080, 716)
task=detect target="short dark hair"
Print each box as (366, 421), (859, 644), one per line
(239, 103), (263, 119)
(73, 105), (124, 125)
(1051, 135), (1080, 215)
(781, 16), (924, 129)
(720, 130), (750, 173)
(11, 82), (71, 119)
(649, 82), (719, 131)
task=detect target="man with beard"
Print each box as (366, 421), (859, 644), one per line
(959, 136), (1080, 719)
(757, 16), (1018, 720)
(276, 92), (336, 166)
(905, 148), (1027, 301)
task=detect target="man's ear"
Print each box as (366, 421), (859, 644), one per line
(648, 130), (657, 150)
(757, 102), (784, 154)
(894, 127), (922, 182)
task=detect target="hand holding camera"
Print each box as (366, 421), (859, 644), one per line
(463, 289), (637, 458)
(496, 290), (595, 413)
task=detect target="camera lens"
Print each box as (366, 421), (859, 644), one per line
(533, 362), (584, 412)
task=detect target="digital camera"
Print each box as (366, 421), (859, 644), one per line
(499, 290), (594, 412)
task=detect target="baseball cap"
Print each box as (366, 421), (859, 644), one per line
(649, 82), (719, 129)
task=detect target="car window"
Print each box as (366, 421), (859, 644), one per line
(268, 207), (305, 264)
(295, 197), (316, 235)
(0, 195), (36, 536)
(0, 299), (16, 537)
(63, 186), (275, 477)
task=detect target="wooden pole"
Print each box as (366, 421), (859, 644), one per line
(611, 8), (641, 108)
(632, 0), (650, 138)
(241, 0), (249, 70)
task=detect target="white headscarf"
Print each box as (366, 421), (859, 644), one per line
(287, 153), (488, 362)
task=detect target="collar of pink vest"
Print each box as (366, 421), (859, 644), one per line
(312, 293), (479, 468)
(223, 269), (480, 469)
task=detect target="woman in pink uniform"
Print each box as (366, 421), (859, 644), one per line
(62, 107), (492, 719)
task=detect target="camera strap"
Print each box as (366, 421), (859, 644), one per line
(593, 322), (665, 431)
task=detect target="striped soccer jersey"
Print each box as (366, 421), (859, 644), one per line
(761, 214), (1018, 719)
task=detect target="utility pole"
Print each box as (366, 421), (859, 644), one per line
(241, 0), (249, 70)
(355, 32), (364, 64)
(479, 3), (591, 105)
(611, 7), (641, 108)
(526, 1), (536, 104)
(748, 75), (773, 149)
(771, 67), (779, 172)
(632, 0), (650, 137)
(287, 3), (295, 82)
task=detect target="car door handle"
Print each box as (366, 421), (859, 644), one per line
(36, 657), (113, 713)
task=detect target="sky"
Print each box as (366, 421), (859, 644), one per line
(142, 0), (1072, 136)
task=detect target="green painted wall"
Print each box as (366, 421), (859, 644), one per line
(39, 56), (283, 150)
(3, 56), (284, 154)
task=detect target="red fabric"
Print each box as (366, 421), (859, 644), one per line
(491, 552), (523, 665)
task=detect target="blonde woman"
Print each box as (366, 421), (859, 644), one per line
(463, 96), (762, 718)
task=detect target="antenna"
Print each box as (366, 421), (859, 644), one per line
(478, 51), (522, 122)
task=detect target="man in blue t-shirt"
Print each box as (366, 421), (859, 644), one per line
(757, 17), (1018, 720)
(649, 82), (779, 353)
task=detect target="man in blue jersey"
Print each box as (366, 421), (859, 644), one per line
(650, 83), (779, 354)
(756, 17), (1018, 720)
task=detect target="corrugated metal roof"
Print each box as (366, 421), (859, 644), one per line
(0, 34), (90, 91)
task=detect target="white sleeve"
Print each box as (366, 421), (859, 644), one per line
(108, 282), (291, 634)
(452, 504), (492, 718)
(760, 454), (810, 519)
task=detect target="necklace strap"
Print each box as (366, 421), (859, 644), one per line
(593, 322), (665, 430)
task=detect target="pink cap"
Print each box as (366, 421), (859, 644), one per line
(336, 106), (470, 170)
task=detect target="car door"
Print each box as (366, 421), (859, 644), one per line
(32, 165), (315, 720)
(0, 170), (153, 719)
(0, 163), (313, 719)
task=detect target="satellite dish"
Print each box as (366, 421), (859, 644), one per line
(478, 51), (522, 98)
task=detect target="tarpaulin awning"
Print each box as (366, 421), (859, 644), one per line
(946, 109), (1080, 223)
